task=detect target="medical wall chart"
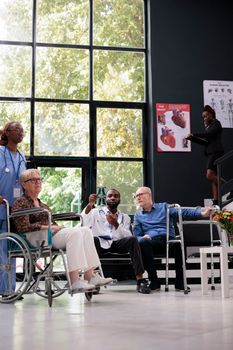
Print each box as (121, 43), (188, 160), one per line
(203, 80), (233, 128)
(156, 103), (191, 152)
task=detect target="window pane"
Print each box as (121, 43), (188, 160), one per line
(39, 167), (82, 214)
(0, 45), (32, 97)
(97, 108), (142, 157)
(94, 50), (145, 102)
(94, 0), (144, 48)
(0, 101), (30, 154)
(37, 0), (89, 45)
(34, 103), (89, 156)
(36, 47), (89, 99)
(0, 0), (32, 41)
(97, 160), (143, 214)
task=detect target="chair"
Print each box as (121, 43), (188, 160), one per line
(96, 208), (187, 289)
(96, 208), (186, 289)
(95, 205), (223, 293)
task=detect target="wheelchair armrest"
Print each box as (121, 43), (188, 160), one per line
(9, 207), (52, 241)
(53, 212), (84, 229)
(10, 207), (46, 218)
(53, 212), (83, 222)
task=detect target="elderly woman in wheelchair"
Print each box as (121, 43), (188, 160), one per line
(11, 169), (112, 295)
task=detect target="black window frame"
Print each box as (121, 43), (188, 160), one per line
(0, 0), (149, 209)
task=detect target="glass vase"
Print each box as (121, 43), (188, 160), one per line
(228, 234), (233, 247)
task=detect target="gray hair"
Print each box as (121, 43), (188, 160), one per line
(136, 186), (152, 195)
(20, 169), (41, 183)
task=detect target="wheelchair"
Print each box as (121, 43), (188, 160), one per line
(0, 200), (95, 306)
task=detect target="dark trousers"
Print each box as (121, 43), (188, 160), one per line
(139, 236), (184, 287)
(94, 236), (144, 277)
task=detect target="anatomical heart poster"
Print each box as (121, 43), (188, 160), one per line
(156, 103), (191, 152)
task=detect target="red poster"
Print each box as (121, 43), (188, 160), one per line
(156, 103), (191, 152)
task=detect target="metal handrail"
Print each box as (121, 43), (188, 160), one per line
(214, 149), (233, 164)
(215, 149), (233, 209)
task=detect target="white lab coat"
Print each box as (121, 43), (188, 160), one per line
(81, 206), (132, 249)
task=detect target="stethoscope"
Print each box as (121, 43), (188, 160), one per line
(3, 146), (26, 178)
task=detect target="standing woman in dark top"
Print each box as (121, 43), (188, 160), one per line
(187, 105), (224, 205)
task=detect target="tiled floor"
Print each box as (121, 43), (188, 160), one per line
(1, 282), (233, 350)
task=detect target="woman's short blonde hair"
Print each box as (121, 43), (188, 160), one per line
(20, 169), (41, 184)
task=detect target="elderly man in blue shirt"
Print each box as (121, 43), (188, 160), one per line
(133, 186), (213, 291)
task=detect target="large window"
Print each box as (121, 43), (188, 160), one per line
(36, 47), (89, 99)
(39, 167), (82, 214)
(97, 108), (143, 158)
(93, 51), (145, 102)
(0, 0), (147, 214)
(34, 103), (89, 156)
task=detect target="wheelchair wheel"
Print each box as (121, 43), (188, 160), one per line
(92, 286), (100, 295)
(0, 232), (33, 304)
(45, 278), (53, 307)
(35, 253), (67, 299)
(35, 271), (67, 299)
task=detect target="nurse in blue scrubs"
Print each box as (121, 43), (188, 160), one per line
(0, 121), (27, 295)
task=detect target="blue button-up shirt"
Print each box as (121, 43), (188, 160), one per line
(133, 202), (202, 241)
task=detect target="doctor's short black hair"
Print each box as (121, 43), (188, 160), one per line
(106, 188), (120, 198)
(203, 105), (216, 119)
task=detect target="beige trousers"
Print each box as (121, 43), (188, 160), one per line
(52, 226), (100, 272)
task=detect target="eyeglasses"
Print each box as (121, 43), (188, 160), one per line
(134, 192), (149, 199)
(24, 178), (43, 184)
(7, 127), (25, 134)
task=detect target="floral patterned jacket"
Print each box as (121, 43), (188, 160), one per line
(12, 194), (56, 233)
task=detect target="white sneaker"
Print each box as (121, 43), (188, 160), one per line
(89, 273), (113, 287)
(70, 280), (95, 294)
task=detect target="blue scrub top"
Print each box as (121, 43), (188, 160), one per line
(0, 145), (27, 220)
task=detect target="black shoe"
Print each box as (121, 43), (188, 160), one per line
(137, 278), (151, 294)
(150, 282), (161, 291)
(175, 285), (191, 292)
